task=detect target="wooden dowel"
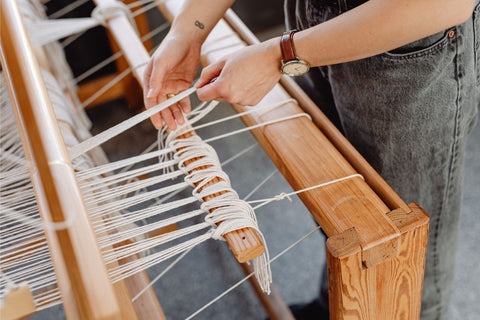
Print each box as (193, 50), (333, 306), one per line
(176, 130), (264, 262)
(93, 0), (265, 263)
(222, 9), (410, 213)
(0, 0), (121, 318)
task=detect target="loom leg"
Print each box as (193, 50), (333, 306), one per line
(326, 203), (429, 319)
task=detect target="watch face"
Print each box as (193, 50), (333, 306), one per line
(281, 60), (310, 76)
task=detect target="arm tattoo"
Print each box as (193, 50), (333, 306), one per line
(194, 20), (205, 30)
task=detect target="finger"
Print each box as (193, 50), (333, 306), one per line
(171, 104), (185, 125)
(196, 78), (223, 102)
(150, 112), (163, 130)
(194, 61), (224, 89)
(160, 107), (177, 131)
(179, 96), (191, 114)
(145, 63), (164, 109)
(148, 88), (166, 129)
(165, 93), (185, 125)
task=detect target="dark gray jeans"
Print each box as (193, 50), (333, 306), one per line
(285, 1), (480, 319)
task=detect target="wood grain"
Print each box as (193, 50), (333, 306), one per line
(0, 0), (121, 318)
(171, 10), (402, 267)
(327, 203), (429, 319)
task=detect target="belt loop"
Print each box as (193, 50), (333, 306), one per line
(337, 0), (348, 12)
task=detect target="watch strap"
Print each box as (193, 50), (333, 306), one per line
(280, 30), (297, 62)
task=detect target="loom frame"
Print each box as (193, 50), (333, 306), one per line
(0, 0), (430, 319)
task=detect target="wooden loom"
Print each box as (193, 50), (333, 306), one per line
(0, 0), (429, 319)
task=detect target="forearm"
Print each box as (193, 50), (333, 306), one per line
(169, 0), (235, 44)
(294, 0), (475, 67)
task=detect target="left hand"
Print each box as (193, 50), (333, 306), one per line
(194, 37), (283, 106)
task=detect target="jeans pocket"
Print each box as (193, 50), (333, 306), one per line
(382, 29), (452, 60)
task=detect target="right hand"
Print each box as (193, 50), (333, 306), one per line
(143, 34), (202, 130)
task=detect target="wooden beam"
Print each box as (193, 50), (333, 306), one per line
(222, 9), (410, 214)
(0, 0), (121, 318)
(0, 285), (36, 320)
(157, 0), (401, 269)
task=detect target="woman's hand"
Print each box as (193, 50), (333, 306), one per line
(195, 37), (283, 106)
(143, 34), (202, 130)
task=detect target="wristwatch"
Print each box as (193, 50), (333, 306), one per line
(280, 30), (310, 76)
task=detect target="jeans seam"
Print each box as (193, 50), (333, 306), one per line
(382, 30), (452, 60)
(430, 29), (462, 320)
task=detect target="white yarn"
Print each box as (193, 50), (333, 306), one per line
(17, 0), (91, 128)
(204, 113), (312, 144)
(184, 225), (322, 320)
(0, 73), (59, 311)
(80, 67), (133, 108)
(69, 87), (196, 159)
(249, 174), (365, 210)
(169, 134), (272, 292)
(23, 0), (138, 48)
(27, 18), (100, 47)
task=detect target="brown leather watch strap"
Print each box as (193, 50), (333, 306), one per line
(280, 30), (297, 62)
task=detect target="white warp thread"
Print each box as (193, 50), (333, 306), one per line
(27, 18), (100, 47)
(25, 0), (138, 47)
(69, 87), (196, 159)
